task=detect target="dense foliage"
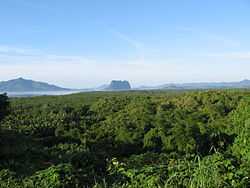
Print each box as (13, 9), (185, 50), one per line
(0, 94), (9, 121)
(1, 90), (250, 187)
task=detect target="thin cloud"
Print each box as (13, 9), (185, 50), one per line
(110, 30), (144, 50)
(206, 51), (250, 60)
(0, 45), (92, 62)
(1, 44), (250, 88)
(0, 45), (41, 56)
(1, 56), (250, 88)
(178, 26), (241, 48)
(107, 28), (145, 63)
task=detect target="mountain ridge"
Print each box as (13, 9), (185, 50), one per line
(1, 78), (250, 93)
(136, 79), (250, 90)
(0, 78), (70, 92)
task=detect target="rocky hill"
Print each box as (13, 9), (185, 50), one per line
(106, 80), (131, 90)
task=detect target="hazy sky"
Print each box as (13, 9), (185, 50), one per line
(1, 0), (250, 88)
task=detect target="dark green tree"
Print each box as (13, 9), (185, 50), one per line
(0, 93), (9, 122)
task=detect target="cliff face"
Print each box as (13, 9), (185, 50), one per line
(107, 80), (131, 90)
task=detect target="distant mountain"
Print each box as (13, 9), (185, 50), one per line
(2, 78), (250, 93)
(0, 78), (70, 92)
(167, 80), (250, 89)
(95, 84), (109, 91)
(106, 80), (131, 91)
(136, 79), (250, 90)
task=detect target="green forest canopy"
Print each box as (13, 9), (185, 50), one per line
(1, 90), (250, 187)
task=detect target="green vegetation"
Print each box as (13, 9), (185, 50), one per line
(1, 90), (250, 187)
(0, 93), (9, 121)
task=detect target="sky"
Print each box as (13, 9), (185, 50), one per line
(1, 0), (250, 88)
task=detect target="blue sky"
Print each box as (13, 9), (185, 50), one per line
(1, 0), (250, 88)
